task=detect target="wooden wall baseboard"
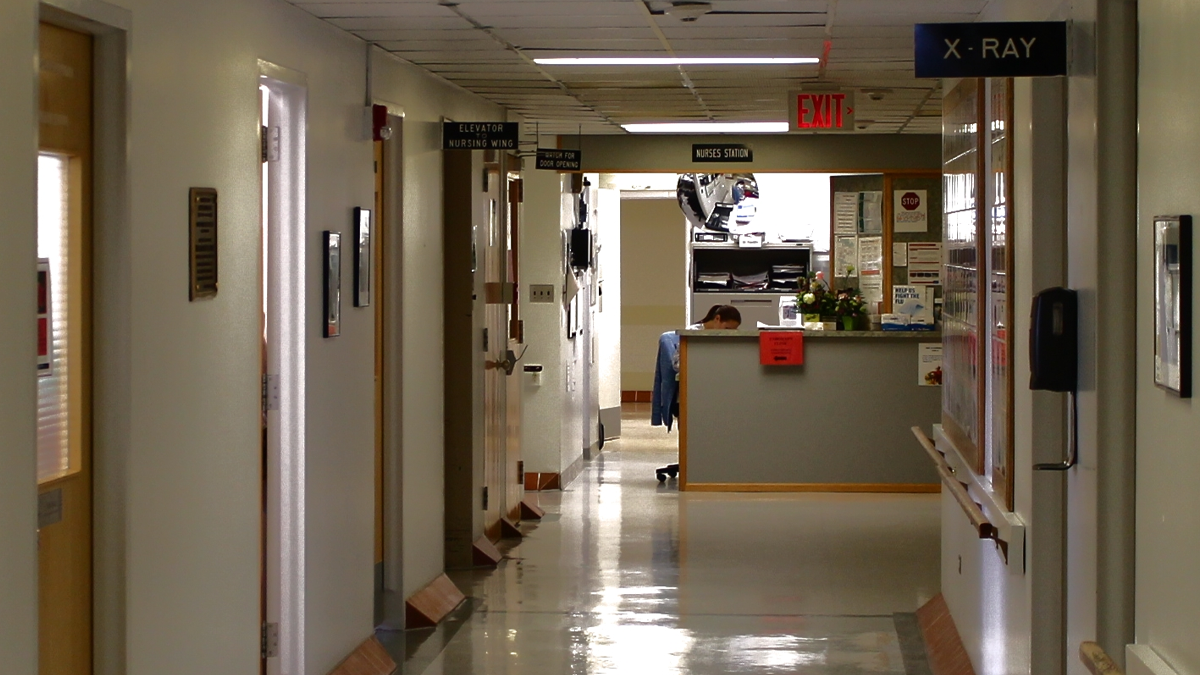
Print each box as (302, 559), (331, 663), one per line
(523, 451), (590, 492)
(684, 482), (941, 493)
(916, 593), (977, 675)
(326, 636), (396, 675)
(621, 390), (653, 403)
(524, 471), (560, 491)
(559, 452), (586, 490)
(404, 574), (465, 630)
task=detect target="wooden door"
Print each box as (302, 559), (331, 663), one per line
(37, 22), (94, 675)
(482, 161), (506, 540)
(504, 173), (524, 522)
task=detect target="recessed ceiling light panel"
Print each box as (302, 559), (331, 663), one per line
(622, 122), (789, 133)
(534, 57), (819, 66)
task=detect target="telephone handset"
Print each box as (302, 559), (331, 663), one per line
(1029, 287), (1078, 392)
(1030, 287), (1079, 471)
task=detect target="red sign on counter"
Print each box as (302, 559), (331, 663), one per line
(759, 331), (804, 366)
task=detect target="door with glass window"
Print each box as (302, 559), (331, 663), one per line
(37, 21), (94, 675)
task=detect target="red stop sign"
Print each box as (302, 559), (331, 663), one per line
(901, 191), (921, 210)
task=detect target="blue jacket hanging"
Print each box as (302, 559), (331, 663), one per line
(651, 331), (681, 430)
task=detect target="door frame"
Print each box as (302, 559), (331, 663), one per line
(258, 61), (308, 675)
(38, 3), (131, 675)
(377, 111), (405, 630)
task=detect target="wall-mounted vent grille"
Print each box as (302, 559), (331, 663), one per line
(189, 187), (218, 300)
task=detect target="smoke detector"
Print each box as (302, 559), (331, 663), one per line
(665, 1), (712, 22)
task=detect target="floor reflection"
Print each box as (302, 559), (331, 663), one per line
(407, 413), (938, 674)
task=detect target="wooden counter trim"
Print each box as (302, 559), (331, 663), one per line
(1079, 642), (1123, 675)
(679, 338), (689, 488)
(685, 482), (940, 493)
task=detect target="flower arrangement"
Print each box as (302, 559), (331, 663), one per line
(835, 290), (867, 319)
(798, 272), (837, 318)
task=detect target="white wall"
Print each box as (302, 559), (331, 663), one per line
(939, 2), (1139, 675)
(562, 182), (589, 470)
(620, 199), (688, 392)
(0, 3), (40, 675)
(367, 57), (502, 595)
(520, 166), (568, 475)
(0, 1), (506, 674)
(596, 188), (622, 415)
(1132, 2), (1200, 673)
(520, 169), (593, 478)
(939, 74), (1068, 675)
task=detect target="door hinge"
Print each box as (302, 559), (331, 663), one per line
(261, 622), (279, 659)
(481, 486), (489, 511)
(517, 461), (525, 484)
(261, 125), (269, 163)
(482, 328), (489, 352)
(262, 374), (280, 412)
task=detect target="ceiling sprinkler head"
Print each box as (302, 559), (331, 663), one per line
(666, 1), (712, 22)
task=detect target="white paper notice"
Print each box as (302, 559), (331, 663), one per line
(907, 242), (942, 285)
(861, 275), (884, 304)
(894, 189), (929, 233)
(834, 192), (858, 235)
(919, 344), (943, 386)
(860, 191), (883, 234)
(893, 242), (908, 266)
(835, 236), (858, 277)
(858, 236), (883, 273)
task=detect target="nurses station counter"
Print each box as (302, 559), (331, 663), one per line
(677, 329), (941, 492)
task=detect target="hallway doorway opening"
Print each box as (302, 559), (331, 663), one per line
(259, 66), (307, 675)
(37, 21), (94, 675)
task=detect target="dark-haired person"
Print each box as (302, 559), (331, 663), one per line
(713, 305), (742, 329)
(690, 304), (721, 329)
(688, 304), (741, 331)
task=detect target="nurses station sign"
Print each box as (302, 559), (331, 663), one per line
(789, 91), (856, 131)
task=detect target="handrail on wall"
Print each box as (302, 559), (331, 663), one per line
(1079, 642), (1124, 675)
(911, 426), (997, 541)
(911, 424), (951, 474)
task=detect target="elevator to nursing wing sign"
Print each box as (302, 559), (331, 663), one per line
(789, 91), (856, 132)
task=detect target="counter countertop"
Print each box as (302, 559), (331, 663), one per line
(678, 329), (941, 340)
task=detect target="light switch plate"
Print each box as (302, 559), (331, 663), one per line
(530, 284), (555, 303)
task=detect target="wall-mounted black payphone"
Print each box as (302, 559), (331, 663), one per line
(1029, 287), (1079, 471)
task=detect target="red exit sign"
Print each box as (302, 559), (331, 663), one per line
(789, 91), (857, 131)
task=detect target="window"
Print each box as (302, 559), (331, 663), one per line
(37, 152), (79, 483)
(941, 78), (1016, 510)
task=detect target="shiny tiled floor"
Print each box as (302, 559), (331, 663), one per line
(401, 412), (940, 674)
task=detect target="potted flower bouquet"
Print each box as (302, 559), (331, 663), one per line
(835, 290), (868, 331)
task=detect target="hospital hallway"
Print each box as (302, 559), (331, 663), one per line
(388, 408), (941, 675)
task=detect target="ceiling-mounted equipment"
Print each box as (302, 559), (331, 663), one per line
(665, 1), (712, 22)
(677, 173), (758, 233)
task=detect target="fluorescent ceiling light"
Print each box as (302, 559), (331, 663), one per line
(534, 57), (818, 66)
(623, 122), (789, 134)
